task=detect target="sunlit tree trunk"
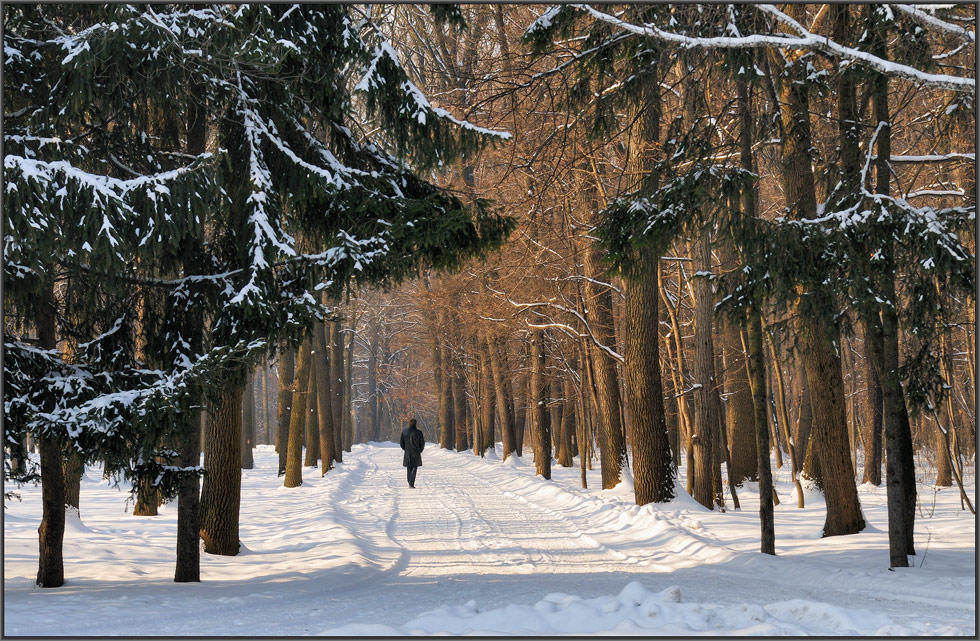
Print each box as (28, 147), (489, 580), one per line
(487, 330), (517, 460)
(284, 337), (312, 488)
(276, 350), (294, 476)
(530, 329), (551, 479)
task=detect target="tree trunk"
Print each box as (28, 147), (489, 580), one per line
(479, 346), (495, 455)
(368, 320), (380, 442)
(453, 352), (469, 452)
(284, 337), (313, 488)
(559, 375), (576, 468)
(530, 329), (551, 479)
(276, 350), (294, 476)
(330, 320), (345, 462)
(62, 449), (83, 517)
(863, 341), (883, 486)
(314, 321), (336, 476)
(199, 384), (244, 556)
(746, 311), (775, 554)
(770, 7), (862, 537)
(690, 230), (717, 510)
(869, 7), (916, 564)
(719, 247), (757, 487)
(799, 321), (865, 537)
(487, 331), (518, 460)
(624, 251), (675, 504)
(241, 372), (255, 470)
(133, 472), (159, 516)
(303, 355), (319, 468)
(36, 282), (64, 587)
(439, 328), (454, 451)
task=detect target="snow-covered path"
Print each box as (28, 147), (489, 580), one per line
(3, 443), (975, 635)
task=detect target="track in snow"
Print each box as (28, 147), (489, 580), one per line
(2, 442), (975, 636)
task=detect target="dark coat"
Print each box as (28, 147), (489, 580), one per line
(400, 426), (425, 467)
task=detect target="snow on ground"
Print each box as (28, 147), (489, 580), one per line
(3, 442), (975, 636)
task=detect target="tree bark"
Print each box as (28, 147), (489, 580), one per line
(746, 311), (775, 554)
(719, 239), (757, 486)
(284, 337), (313, 488)
(559, 375), (576, 468)
(530, 329), (551, 479)
(36, 282), (64, 587)
(199, 384), (244, 556)
(862, 340), (883, 486)
(303, 355), (319, 468)
(690, 230), (717, 510)
(276, 349), (294, 476)
(241, 371), (255, 470)
(624, 251), (675, 504)
(771, 7), (862, 537)
(487, 331), (518, 460)
(330, 320), (345, 462)
(453, 350), (469, 452)
(314, 321), (336, 476)
(799, 322), (865, 537)
(368, 319), (380, 442)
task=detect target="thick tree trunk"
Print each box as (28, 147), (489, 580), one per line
(771, 7), (861, 537)
(344, 325), (355, 452)
(799, 321), (865, 537)
(314, 321), (336, 476)
(690, 230), (717, 510)
(62, 449), (82, 517)
(284, 338), (313, 488)
(133, 473), (159, 516)
(720, 240), (757, 487)
(276, 350), (294, 476)
(199, 384), (244, 556)
(174, 406), (201, 582)
(36, 283), (65, 588)
(530, 329), (551, 479)
(624, 251), (675, 504)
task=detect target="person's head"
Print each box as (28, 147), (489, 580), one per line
(409, 418), (417, 429)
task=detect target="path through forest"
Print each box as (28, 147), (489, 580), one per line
(3, 443), (975, 635)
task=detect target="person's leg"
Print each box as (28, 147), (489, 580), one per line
(408, 465), (418, 487)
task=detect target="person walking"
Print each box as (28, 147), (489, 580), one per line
(399, 418), (425, 488)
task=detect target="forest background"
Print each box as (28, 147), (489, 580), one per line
(3, 3), (975, 588)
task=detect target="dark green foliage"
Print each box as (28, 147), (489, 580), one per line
(3, 4), (514, 501)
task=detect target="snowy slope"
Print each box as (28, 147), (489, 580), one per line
(3, 443), (975, 636)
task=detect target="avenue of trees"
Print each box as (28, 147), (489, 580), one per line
(4, 3), (975, 586)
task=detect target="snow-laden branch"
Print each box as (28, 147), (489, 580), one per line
(890, 4), (975, 43)
(570, 4), (974, 94)
(356, 41), (513, 140)
(887, 153), (976, 163)
(755, 4), (974, 93)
